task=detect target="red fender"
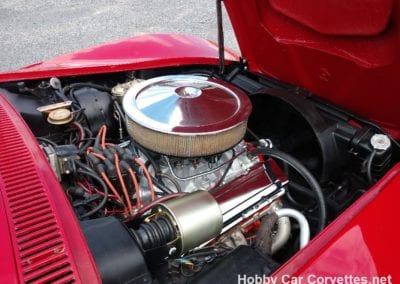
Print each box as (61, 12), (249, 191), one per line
(0, 34), (239, 82)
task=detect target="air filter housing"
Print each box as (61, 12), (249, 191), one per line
(123, 75), (252, 157)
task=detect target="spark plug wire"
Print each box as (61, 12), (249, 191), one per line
(115, 153), (133, 216)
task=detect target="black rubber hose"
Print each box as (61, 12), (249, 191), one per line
(113, 100), (126, 124)
(76, 168), (108, 219)
(83, 126), (93, 138)
(252, 147), (327, 232)
(78, 127), (94, 153)
(286, 181), (316, 208)
(75, 160), (96, 174)
(367, 150), (377, 186)
(55, 89), (69, 102)
(289, 181), (316, 199)
(36, 137), (57, 147)
(79, 141), (92, 153)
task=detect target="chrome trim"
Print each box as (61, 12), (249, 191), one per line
(123, 75), (247, 135)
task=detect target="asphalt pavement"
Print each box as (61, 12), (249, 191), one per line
(0, 0), (238, 72)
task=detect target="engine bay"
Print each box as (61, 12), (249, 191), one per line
(0, 65), (396, 283)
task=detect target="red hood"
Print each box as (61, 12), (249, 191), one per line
(224, 0), (400, 136)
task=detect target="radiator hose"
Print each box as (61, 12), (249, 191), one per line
(252, 147), (327, 232)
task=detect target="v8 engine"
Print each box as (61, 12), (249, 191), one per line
(0, 66), (394, 283)
(72, 75), (295, 282)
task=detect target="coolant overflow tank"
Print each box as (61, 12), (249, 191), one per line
(152, 190), (223, 255)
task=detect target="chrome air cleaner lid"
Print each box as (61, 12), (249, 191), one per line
(123, 75), (252, 157)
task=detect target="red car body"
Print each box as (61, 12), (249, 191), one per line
(0, 0), (399, 283)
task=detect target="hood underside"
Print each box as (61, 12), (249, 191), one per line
(224, 0), (400, 136)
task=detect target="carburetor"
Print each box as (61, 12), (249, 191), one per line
(159, 142), (259, 193)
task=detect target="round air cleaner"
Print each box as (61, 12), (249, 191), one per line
(123, 75), (252, 157)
